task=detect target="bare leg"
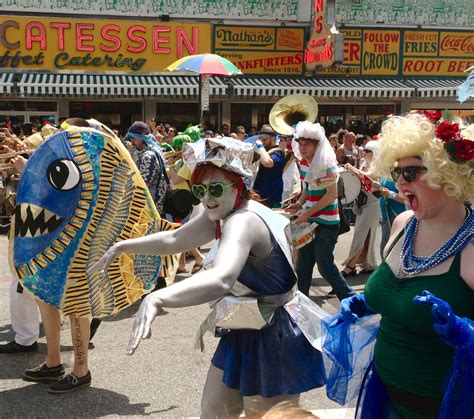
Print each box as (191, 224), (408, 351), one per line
(70, 316), (90, 377)
(342, 251), (360, 272)
(191, 248), (204, 264)
(200, 364), (243, 419)
(178, 252), (188, 272)
(37, 300), (62, 367)
(243, 393), (300, 417)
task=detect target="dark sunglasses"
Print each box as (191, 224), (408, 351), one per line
(192, 182), (235, 200)
(391, 166), (427, 182)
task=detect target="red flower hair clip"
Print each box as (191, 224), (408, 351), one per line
(422, 110), (442, 124)
(418, 111), (473, 164)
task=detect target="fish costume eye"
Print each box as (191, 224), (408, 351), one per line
(47, 159), (81, 191)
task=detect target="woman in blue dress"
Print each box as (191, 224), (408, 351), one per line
(92, 137), (325, 418)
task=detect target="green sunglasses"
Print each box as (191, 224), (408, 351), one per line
(191, 182), (235, 200)
(391, 166), (427, 183)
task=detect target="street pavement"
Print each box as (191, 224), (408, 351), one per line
(0, 225), (375, 417)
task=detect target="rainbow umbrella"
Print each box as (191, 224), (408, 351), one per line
(166, 53), (242, 76)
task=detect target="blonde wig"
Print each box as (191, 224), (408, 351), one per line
(372, 113), (474, 203)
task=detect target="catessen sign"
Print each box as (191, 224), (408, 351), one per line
(0, 16), (211, 72)
(315, 28), (474, 77)
(214, 25), (305, 75)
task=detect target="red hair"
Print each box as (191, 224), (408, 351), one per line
(190, 164), (260, 209)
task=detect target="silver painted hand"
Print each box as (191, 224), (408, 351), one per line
(88, 243), (123, 275)
(127, 293), (159, 355)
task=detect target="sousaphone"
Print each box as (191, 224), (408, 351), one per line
(269, 94), (318, 135)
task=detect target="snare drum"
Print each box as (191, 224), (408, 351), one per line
(290, 221), (316, 249)
(338, 167), (362, 205)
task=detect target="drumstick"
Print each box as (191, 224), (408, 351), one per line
(280, 197), (293, 206)
(343, 164), (381, 188)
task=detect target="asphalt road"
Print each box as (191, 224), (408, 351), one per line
(0, 226), (374, 417)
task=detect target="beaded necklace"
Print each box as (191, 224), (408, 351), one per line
(399, 207), (474, 277)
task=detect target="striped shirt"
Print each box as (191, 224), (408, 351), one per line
(300, 160), (340, 225)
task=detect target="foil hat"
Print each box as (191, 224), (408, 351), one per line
(182, 137), (260, 188)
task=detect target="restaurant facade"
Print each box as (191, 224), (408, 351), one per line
(0, 0), (472, 132)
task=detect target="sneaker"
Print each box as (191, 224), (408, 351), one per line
(48, 371), (92, 394)
(0, 341), (38, 354)
(24, 362), (65, 382)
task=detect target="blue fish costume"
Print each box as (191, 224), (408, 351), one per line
(9, 123), (178, 318)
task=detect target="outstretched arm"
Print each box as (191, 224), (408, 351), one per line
(127, 210), (271, 354)
(89, 204), (215, 274)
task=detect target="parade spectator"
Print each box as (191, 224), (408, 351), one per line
(220, 123), (230, 136)
(328, 133), (339, 152)
(235, 125), (247, 141)
(165, 126), (177, 143)
(336, 131), (363, 168)
(253, 124), (285, 208)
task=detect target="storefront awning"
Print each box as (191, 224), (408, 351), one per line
(16, 73), (228, 97)
(406, 79), (462, 98)
(230, 77), (414, 98)
(0, 72), (15, 95)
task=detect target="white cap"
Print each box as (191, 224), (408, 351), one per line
(364, 140), (379, 152)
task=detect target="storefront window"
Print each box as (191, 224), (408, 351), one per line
(230, 103), (260, 132)
(318, 105), (345, 136)
(69, 101), (142, 134)
(156, 102), (218, 131)
(0, 101), (26, 111)
(25, 101), (57, 112)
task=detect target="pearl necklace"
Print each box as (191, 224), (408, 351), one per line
(399, 207), (474, 277)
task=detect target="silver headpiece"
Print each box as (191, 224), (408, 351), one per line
(182, 137), (260, 188)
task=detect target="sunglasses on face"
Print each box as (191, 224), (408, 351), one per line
(191, 182), (235, 200)
(391, 166), (427, 182)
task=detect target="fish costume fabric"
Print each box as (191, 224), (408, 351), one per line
(9, 123), (178, 318)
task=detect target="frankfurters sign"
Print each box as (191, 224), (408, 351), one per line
(314, 28), (474, 77)
(214, 25), (305, 75)
(0, 16), (211, 72)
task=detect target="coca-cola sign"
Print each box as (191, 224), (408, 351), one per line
(440, 33), (474, 56)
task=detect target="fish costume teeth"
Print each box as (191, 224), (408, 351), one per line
(9, 124), (178, 318)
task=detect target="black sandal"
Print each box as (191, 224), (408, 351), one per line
(341, 266), (357, 277)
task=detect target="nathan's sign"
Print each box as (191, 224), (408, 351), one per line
(305, 0), (334, 71)
(214, 26), (305, 75)
(314, 28), (474, 78)
(0, 16), (211, 72)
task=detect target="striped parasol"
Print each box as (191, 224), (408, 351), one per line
(166, 53), (242, 76)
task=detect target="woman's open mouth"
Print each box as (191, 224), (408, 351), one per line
(403, 191), (418, 211)
(207, 203), (219, 210)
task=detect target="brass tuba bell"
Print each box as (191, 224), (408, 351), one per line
(269, 94), (318, 136)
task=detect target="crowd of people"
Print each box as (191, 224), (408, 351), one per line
(0, 108), (472, 418)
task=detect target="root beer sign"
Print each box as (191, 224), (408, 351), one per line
(314, 28), (473, 78)
(304, 0), (335, 70)
(0, 16), (211, 72)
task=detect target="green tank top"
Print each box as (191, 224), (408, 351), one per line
(364, 230), (474, 415)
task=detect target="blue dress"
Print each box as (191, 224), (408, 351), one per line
(211, 236), (325, 397)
